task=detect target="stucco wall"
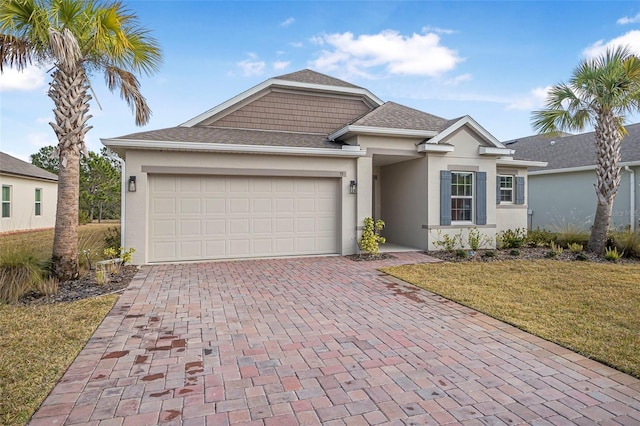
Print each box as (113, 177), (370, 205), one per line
(380, 157), (429, 250)
(123, 150), (359, 264)
(528, 166), (640, 232)
(0, 174), (57, 233)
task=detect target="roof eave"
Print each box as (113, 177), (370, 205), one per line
(496, 158), (548, 168)
(528, 160), (640, 175)
(329, 125), (438, 141)
(428, 115), (505, 148)
(0, 171), (58, 182)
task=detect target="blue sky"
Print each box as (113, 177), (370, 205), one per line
(2, 0), (640, 162)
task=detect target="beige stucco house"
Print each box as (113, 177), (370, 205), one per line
(0, 151), (58, 233)
(102, 70), (544, 264)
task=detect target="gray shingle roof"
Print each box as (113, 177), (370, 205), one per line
(0, 151), (58, 181)
(350, 102), (449, 132)
(275, 69), (362, 89)
(506, 123), (640, 171)
(115, 126), (342, 149)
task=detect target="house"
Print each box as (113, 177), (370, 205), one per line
(506, 123), (640, 232)
(0, 151), (58, 233)
(102, 69), (544, 264)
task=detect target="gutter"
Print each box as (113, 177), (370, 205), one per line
(626, 166), (636, 231)
(105, 149), (126, 249)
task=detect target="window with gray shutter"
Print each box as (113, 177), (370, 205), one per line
(515, 176), (525, 204)
(440, 170), (451, 225)
(476, 172), (487, 225)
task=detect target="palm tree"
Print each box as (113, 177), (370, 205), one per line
(532, 47), (640, 254)
(0, 0), (161, 280)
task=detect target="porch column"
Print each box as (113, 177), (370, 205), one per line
(356, 156), (373, 245)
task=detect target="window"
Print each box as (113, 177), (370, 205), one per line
(499, 175), (513, 203)
(35, 188), (42, 216)
(451, 172), (473, 222)
(2, 185), (10, 218)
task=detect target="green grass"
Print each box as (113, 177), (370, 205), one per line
(382, 260), (640, 378)
(0, 295), (119, 425)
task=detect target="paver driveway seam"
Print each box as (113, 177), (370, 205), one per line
(30, 253), (640, 425)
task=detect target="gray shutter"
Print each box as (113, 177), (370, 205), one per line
(515, 176), (525, 204)
(496, 176), (501, 205)
(476, 172), (487, 225)
(440, 170), (451, 225)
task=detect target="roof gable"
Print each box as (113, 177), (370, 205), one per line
(274, 69), (362, 88)
(0, 151), (58, 181)
(351, 102), (449, 132)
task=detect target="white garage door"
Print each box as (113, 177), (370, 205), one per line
(148, 175), (340, 262)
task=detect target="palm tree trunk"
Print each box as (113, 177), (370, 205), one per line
(587, 111), (622, 254)
(48, 64), (92, 281)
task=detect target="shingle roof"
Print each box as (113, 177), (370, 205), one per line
(0, 151), (58, 181)
(349, 102), (450, 132)
(115, 126), (342, 149)
(274, 69), (362, 89)
(506, 123), (640, 171)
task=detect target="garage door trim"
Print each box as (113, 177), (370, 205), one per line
(142, 165), (345, 178)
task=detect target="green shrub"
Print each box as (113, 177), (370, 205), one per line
(545, 250), (557, 258)
(550, 241), (564, 256)
(509, 249), (520, 257)
(567, 242), (584, 253)
(575, 253), (589, 261)
(431, 230), (462, 252)
(553, 222), (589, 247)
(611, 229), (640, 258)
(526, 227), (554, 247)
(604, 246), (623, 262)
(455, 249), (468, 259)
(467, 228), (492, 251)
(359, 217), (386, 255)
(497, 228), (527, 249)
(483, 250), (496, 258)
(0, 242), (52, 303)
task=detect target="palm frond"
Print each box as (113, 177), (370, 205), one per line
(104, 65), (151, 125)
(48, 27), (81, 70)
(0, 34), (33, 71)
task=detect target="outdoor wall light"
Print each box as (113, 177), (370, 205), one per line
(128, 176), (137, 192)
(350, 180), (357, 195)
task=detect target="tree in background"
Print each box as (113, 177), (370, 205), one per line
(1, 0), (161, 280)
(32, 146), (121, 222)
(532, 47), (640, 254)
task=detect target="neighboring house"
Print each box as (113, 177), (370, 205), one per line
(506, 123), (640, 232)
(102, 69), (544, 264)
(0, 151), (58, 233)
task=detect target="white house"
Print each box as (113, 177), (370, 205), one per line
(0, 151), (58, 233)
(102, 70), (544, 264)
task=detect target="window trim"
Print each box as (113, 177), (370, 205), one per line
(2, 185), (11, 218)
(451, 171), (474, 224)
(35, 188), (42, 216)
(499, 175), (514, 204)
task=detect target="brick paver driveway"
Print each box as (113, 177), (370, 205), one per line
(32, 253), (640, 425)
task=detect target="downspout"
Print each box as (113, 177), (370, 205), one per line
(625, 166), (635, 232)
(106, 149), (126, 248)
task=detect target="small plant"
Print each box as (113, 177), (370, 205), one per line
(552, 221), (589, 247)
(527, 227), (554, 247)
(95, 267), (108, 285)
(455, 249), (468, 259)
(545, 250), (557, 258)
(359, 217), (386, 255)
(567, 242), (583, 253)
(604, 246), (623, 262)
(497, 228), (527, 249)
(611, 229), (640, 258)
(549, 241), (563, 256)
(467, 228), (493, 251)
(104, 226), (121, 252)
(0, 242), (50, 303)
(431, 230), (462, 252)
(575, 253), (589, 261)
(509, 249), (520, 257)
(483, 250), (496, 258)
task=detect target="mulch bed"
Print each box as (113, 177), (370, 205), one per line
(345, 253), (396, 262)
(426, 246), (639, 263)
(19, 265), (139, 305)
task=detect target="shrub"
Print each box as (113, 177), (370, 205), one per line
(104, 227), (121, 252)
(604, 246), (623, 262)
(431, 230), (462, 252)
(455, 249), (468, 259)
(575, 253), (589, 261)
(509, 249), (520, 257)
(359, 217), (386, 255)
(483, 250), (496, 258)
(567, 242), (584, 253)
(497, 228), (527, 249)
(527, 227), (554, 247)
(611, 229), (640, 258)
(550, 241), (564, 256)
(467, 228), (492, 251)
(545, 250), (557, 258)
(553, 222), (589, 247)
(0, 242), (51, 303)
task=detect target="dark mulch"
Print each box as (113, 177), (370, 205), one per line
(19, 265), (139, 305)
(346, 253), (396, 262)
(426, 246), (639, 263)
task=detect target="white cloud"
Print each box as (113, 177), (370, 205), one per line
(617, 13), (640, 25)
(289, 41), (304, 48)
(445, 73), (472, 86)
(422, 25), (456, 35)
(507, 86), (551, 110)
(309, 30), (462, 78)
(0, 66), (46, 92)
(280, 17), (295, 27)
(583, 30), (640, 58)
(237, 53), (265, 76)
(273, 61), (290, 71)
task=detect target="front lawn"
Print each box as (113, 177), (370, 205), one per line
(382, 260), (640, 378)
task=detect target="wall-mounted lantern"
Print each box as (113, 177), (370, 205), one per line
(128, 176), (137, 192)
(349, 180), (357, 195)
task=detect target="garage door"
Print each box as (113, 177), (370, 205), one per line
(148, 175), (340, 262)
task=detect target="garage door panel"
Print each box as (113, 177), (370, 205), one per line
(149, 175), (339, 262)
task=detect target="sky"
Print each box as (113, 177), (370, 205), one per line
(2, 0), (640, 162)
